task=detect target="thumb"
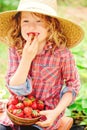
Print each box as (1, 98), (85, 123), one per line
(39, 110), (47, 120)
(39, 110), (47, 115)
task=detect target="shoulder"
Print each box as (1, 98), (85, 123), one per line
(9, 47), (17, 52)
(54, 47), (74, 59)
(8, 47), (20, 59)
(9, 47), (19, 55)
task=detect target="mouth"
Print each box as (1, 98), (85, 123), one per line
(27, 32), (40, 41)
(27, 32), (40, 37)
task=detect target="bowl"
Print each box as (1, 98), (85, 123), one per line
(6, 106), (41, 125)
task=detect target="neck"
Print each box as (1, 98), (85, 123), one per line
(37, 41), (46, 54)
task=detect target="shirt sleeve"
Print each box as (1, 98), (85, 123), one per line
(7, 78), (32, 96)
(5, 47), (19, 85)
(5, 47), (32, 96)
(60, 50), (80, 102)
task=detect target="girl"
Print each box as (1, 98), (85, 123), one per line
(0, 0), (84, 130)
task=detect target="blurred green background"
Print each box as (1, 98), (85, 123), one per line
(0, 0), (87, 126)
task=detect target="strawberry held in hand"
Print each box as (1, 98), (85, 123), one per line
(27, 32), (40, 43)
(27, 32), (39, 37)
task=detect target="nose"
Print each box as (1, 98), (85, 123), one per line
(29, 22), (36, 29)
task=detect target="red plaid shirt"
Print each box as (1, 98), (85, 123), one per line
(0, 42), (80, 130)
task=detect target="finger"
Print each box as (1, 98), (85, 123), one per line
(26, 34), (34, 46)
(36, 120), (49, 127)
(27, 32), (39, 44)
(30, 34), (39, 48)
(39, 110), (47, 115)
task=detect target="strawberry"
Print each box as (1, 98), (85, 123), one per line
(23, 97), (32, 107)
(28, 95), (35, 102)
(23, 106), (32, 117)
(13, 109), (24, 118)
(8, 96), (19, 106)
(37, 100), (44, 110)
(16, 102), (24, 109)
(31, 110), (40, 118)
(31, 101), (37, 110)
(40, 115), (47, 121)
(27, 32), (39, 37)
(8, 104), (16, 113)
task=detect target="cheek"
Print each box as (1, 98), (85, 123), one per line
(42, 29), (48, 38)
(21, 28), (25, 37)
(21, 27), (28, 40)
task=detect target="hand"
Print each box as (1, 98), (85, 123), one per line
(22, 34), (39, 62)
(36, 109), (58, 128)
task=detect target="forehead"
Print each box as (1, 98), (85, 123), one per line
(21, 11), (31, 16)
(21, 11), (45, 19)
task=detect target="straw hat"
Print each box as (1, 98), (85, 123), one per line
(0, 0), (84, 48)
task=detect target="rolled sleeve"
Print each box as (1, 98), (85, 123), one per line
(60, 86), (76, 103)
(61, 51), (80, 103)
(7, 78), (32, 96)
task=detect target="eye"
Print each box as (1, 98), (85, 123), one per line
(21, 19), (29, 23)
(23, 20), (29, 23)
(36, 20), (41, 22)
(36, 20), (44, 24)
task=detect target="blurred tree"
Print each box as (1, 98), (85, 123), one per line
(0, 0), (87, 12)
(0, 0), (19, 12)
(57, 0), (87, 6)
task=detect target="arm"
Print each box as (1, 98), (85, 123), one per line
(9, 34), (39, 86)
(5, 47), (32, 96)
(36, 92), (72, 128)
(54, 92), (72, 117)
(6, 34), (38, 95)
(55, 50), (80, 117)
(61, 51), (80, 101)
(9, 53), (32, 86)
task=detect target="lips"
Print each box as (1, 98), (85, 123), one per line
(27, 32), (40, 37)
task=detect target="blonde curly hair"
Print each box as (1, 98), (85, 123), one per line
(8, 12), (67, 55)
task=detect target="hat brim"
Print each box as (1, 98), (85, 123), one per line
(0, 10), (84, 48)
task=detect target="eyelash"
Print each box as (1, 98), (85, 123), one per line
(23, 20), (42, 22)
(23, 20), (29, 22)
(36, 20), (41, 22)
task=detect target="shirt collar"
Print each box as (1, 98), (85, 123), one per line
(40, 41), (54, 55)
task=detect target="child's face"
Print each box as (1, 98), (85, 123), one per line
(21, 12), (48, 43)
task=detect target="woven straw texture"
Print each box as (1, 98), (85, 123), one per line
(0, 0), (84, 48)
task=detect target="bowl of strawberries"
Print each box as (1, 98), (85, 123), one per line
(6, 95), (45, 125)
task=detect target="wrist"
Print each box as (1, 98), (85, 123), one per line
(22, 55), (32, 65)
(53, 108), (61, 118)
